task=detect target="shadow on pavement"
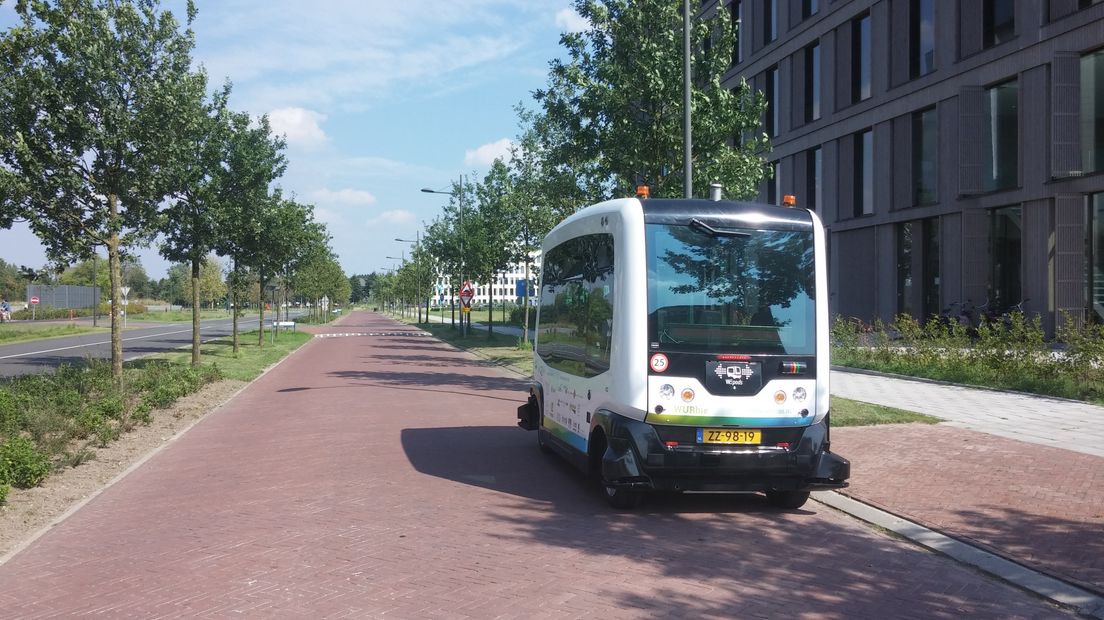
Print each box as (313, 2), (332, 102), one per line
(328, 368), (529, 398)
(401, 425), (1058, 618)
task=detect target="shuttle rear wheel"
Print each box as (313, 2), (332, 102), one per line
(765, 490), (810, 509)
(603, 484), (643, 510)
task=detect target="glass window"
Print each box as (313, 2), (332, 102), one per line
(646, 223), (816, 355)
(922, 217), (941, 318)
(802, 0), (818, 20)
(854, 129), (874, 216)
(852, 14), (872, 102)
(731, 0), (743, 64)
(807, 147), (822, 212)
(983, 0), (1015, 48)
(1082, 48), (1104, 173)
(766, 66), (779, 136)
(536, 234), (615, 377)
(1091, 193), (1104, 322)
(910, 0), (935, 78)
(805, 42), (821, 122)
(764, 0), (776, 44)
(913, 107), (938, 204)
(989, 206), (1022, 310)
(984, 80), (1019, 191)
(897, 222), (914, 316)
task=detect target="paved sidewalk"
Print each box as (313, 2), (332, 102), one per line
(0, 312), (1069, 618)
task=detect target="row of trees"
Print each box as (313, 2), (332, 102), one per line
(377, 0), (770, 340)
(0, 0), (348, 384)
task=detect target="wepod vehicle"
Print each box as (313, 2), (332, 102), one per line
(516, 190), (850, 509)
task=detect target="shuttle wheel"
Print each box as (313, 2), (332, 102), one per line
(765, 490), (810, 509)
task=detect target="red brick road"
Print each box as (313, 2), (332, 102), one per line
(0, 312), (1073, 618)
(834, 424), (1104, 595)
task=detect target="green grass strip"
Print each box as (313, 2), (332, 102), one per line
(0, 324), (104, 345)
(144, 329), (313, 381)
(830, 396), (941, 427)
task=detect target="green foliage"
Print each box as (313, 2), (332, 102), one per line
(530, 0), (769, 200)
(11, 303), (147, 321)
(830, 396), (941, 427)
(833, 313), (1104, 404)
(0, 436), (51, 488)
(0, 482), (8, 504)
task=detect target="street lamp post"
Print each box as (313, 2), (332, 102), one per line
(396, 234), (428, 324)
(421, 175), (467, 336)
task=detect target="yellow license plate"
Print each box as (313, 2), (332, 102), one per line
(698, 428), (761, 444)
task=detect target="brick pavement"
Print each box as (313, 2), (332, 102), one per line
(0, 312), (1076, 618)
(832, 424), (1104, 596)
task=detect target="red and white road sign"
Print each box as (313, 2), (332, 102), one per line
(29, 296), (39, 306)
(649, 353), (669, 373)
(459, 281), (474, 307)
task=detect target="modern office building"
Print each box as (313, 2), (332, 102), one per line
(711, 0), (1104, 331)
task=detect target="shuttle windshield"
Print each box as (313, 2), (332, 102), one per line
(646, 223), (816, 355)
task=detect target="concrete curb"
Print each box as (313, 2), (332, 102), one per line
(815, 492), (1104, 619)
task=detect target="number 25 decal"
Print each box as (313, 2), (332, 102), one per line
(650, 353), (669, 373)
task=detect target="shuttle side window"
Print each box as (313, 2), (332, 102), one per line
(537, 233), (615, 377)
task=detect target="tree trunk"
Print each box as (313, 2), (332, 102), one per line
(257, 274), (265, 347)
(107, 195), (123, 388)
(231, 263), (239, 355)
(191, 255), (201, 367)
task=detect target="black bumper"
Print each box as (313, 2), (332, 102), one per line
(601, 414), (850, 493)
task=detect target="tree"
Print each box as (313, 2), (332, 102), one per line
(212, 110), (287, 353)
(473, 160), (522, 337)
(158, 81), (227, 366)
(531, 0), (769, 200)
(0, 0), (205, 385)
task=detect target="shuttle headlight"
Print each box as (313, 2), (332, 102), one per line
(792, 387), (807, 403)
(773, 390), (787, 404)
(680, 388), (695, 402)
(659, 384), (675, 400)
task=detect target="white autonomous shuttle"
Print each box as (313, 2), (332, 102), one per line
(517, 191), (850, 509)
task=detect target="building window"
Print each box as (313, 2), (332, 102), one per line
(802, 0), (818, 20)
(768, 161), (781, 204)
(805, 42), (821, 122)
(913, 107), (938, 204)
(1091, 193), (1104, 322)
(897, 222), (914, 316)
(854, 130), (874, 217)
(984, 79), (1018, 192)
(766, 66), (779, 136)
(763, 0), (777, 44)
(731, 0), (743, 64)
(910, 0), (935, 78)
(852, 13), (871, 103)
(1081, 0), (1104, 8)
(983, 0), (1015, 49)
(922, 217), (941, 318)
(807, 147), (822, 211)
(1083, 48), (1104, 173)
(989, 206), (1022, 310)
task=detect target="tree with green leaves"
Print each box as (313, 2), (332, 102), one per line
(158, 81), (229, 366)
(531, 0), (769, 200)
(212, 111), (287, 353)
(0, 0), (205, 385)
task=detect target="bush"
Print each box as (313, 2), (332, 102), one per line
(0, 482), (8, 504)
(0, 436), (51, 488)
(10, 302), (147, 321)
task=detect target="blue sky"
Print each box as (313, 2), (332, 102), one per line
(0, 0), (587, 279)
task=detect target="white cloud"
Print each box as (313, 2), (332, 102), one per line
(555, 7), (588, 33)
(365, 209), (416, 228)
(268, 107), (328, 149)
(308, 188), (378, 206)
(464, 138), (515, 167)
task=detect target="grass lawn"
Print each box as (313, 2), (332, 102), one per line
(126, 309), (256, 323)
(145, 329), (313, 381)
(393, 313), (933, 427)
(0, 323), (106, 345)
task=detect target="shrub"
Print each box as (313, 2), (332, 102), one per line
(0, 436), (51, 488)
(0, 482), (8, 504)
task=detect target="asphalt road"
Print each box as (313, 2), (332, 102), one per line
(0, 312), (304, 377)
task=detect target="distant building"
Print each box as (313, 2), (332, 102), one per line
(713, 0), (1104, 331)
(433, 252), (539, 307)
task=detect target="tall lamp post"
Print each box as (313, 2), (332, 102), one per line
(396, 235), (428, 324)
(421, 175), (467, 335)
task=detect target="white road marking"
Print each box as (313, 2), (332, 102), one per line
(0, 321), (239, 360)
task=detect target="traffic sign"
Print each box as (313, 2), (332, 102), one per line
(120, 286), (130, 298)
(29, 296), (39, 306)
(459, 281), (474, 307)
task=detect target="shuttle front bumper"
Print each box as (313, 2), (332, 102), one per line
(601, 413), (850, 493)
